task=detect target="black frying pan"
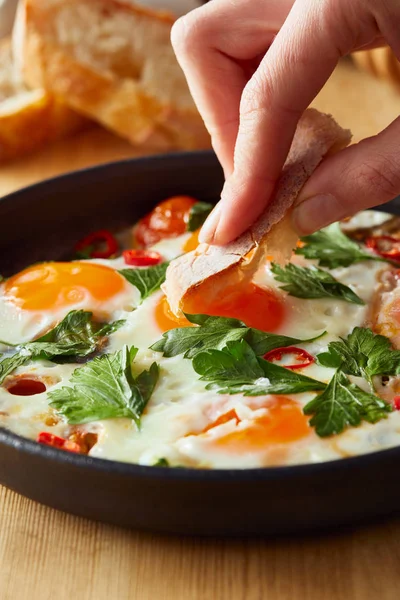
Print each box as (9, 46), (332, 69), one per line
(1, 151), (400, 536)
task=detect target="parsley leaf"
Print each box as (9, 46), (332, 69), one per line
(192, 340), (326, 395)
(295, 222), (383, 268)
(317, 327), (400, 386)
(49, 346), (159, 426)
(31, 310), (124, 358)
(119, 262), (169, 302)
(153, 458), (170, 467)
(271, 262), (365, 305)
(94, 320), (126, 338)
(0, 351), (32, 384)
(151, 315), (248, 358)
(303, 370), (392, 437)
(0, 310), (125, 384)
(187, 202), (213, 232)
(150, 314), (325, 359)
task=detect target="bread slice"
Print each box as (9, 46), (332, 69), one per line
(0, 37), (86, 163)
(163, 109), (351, 316)
(14, 0), (211, 150)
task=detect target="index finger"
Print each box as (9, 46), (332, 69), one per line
(171, 0), (292, 175)
(209, 0), (372, 245)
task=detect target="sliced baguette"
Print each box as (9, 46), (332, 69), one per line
(0, 37), (86, 163)
(14, 0), (211, 150)
(163, 109), (351, 316)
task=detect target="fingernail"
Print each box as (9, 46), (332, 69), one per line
(292, 194), (347, 234)
(199, 203), (222, 244)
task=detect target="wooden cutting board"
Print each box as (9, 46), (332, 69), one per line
(1, 59), (400, 600)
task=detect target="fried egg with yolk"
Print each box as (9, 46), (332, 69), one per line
(0, 261), (139, 345)
(2, 209), (400, 470)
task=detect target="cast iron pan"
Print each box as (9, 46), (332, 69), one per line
(1, 151), (400, 536)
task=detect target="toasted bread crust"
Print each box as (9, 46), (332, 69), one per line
(16, 0), (210, 150)
(0, 37), (86, 163)
(163, 109), (352, 315)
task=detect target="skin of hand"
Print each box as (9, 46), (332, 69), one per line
(171, 0), (400, 243)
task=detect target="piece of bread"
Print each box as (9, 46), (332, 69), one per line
(0, 36), (86, 163)
(14, 0), (211, 150)
(163, 109), (351, 316)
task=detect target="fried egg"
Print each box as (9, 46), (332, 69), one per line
(0, 261), (139, 345)
(2, 209), (400, 469)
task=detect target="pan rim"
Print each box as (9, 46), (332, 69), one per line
(1, 150), (399, 484)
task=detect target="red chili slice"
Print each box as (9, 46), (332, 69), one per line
(394, 397), (400, 411)
(365, 235), (400, 261)
(123, 249), (162, 267)
(75, 229), (119, 259)
(37, 432), (81, 453)
(263, 346), (315, 370)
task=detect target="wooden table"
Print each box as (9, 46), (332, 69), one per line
(1, 60), (400, 600)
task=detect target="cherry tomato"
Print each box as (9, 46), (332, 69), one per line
(135, 196), (197, 247)
(123, 249), (162, 266)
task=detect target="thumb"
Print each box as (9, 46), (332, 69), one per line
(292, 116), (400, 234)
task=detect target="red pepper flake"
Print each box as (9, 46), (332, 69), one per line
(394, 397), (400, 411)
(365, 236), (400, 261)
(264, 346), (315, 370)
(75, 229), (119, 259)
(123, 249), (162, 267)
(37, 432), (82, 453)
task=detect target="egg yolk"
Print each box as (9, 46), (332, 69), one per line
(183, 229), (200, 252)
(135, 196), (197, 247)
(195, 283), (285, 332)
(155, 295), (192, 331)
(5, 262), (125, 311)
(205, 398), (310, 452)
(155, 282), (285, 333)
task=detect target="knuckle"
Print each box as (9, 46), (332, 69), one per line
(353, 155), (400, 199)
(239, 78), (272, 121)
(239, 75), (302, 126)
(170, 16), (189, 54)
(170, 13), (201, 56)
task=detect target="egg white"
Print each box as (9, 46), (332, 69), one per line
(0, 263), (140, 345)
(2, 211), (400, 469)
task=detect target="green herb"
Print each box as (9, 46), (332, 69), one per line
(49, 346), (159, 426)
(153, 458), (170, 467)
(317, 327), (400, 387)
(31, 310), (124, 357)
(74, 247), (93, 260)
(94, 320), (126, 338)
(119, 262), (169, 302)
(303, 370), (392, 437)
(296, 222), (383, 268)
(187, 202), (213, 232)
(0, 351), (32, 385)
(192, 340), (326, 396)
(0, 310), (125, 384)
(271, 262), (364, 305)
(150, 313), (325, 359)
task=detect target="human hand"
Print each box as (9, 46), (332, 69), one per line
(171, 0), (400, 242)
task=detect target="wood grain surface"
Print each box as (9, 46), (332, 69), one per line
(1, 59), (400, 600)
